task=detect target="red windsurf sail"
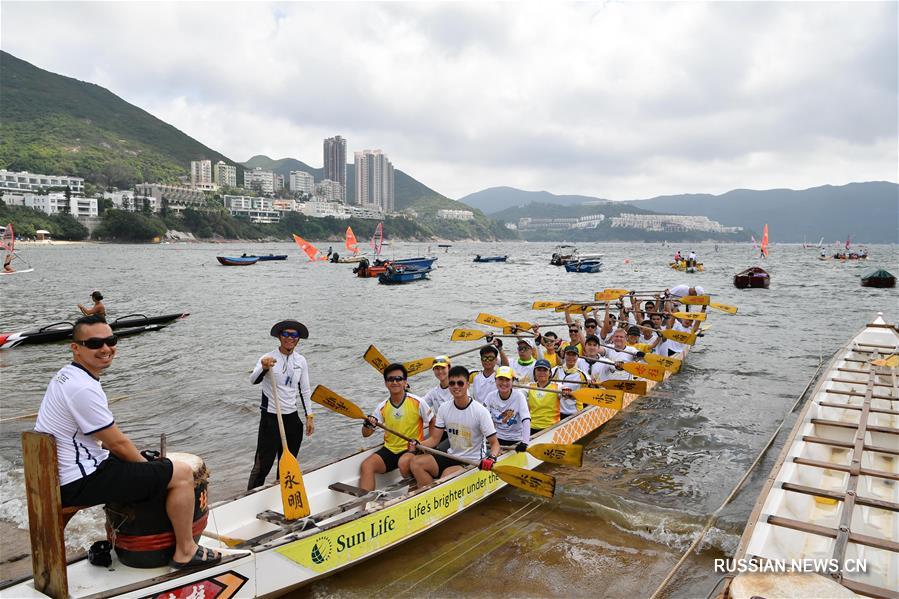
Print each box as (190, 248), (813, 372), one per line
(1, 224), (14, 254)
(760, 224), (769, 258)
(292, 234), (327, 262)
(370, 222), (383, 257)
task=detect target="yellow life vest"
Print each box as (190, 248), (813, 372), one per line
(379, 394), (426, 454)
(527, 382), (561, 430)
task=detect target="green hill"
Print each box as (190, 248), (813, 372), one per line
(0, 51), (240, 188)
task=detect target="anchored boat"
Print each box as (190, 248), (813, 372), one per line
(0, 313), (190, 349)
(727, 314), (898, 599)
(217, 256), (259, 266)
(473, 255), (508, 263)
(564, 259), (603, 273)
(378, 264), (432, 284)
(861, 269), (896, 289)
(245, 254), (288, 262)
(733, 267), (770, 289)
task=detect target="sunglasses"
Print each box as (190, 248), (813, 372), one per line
(585, 324), (597, 328)
(386, 375), (406, 382)
(74, 335), (118, 349)
(447, 380), (466, 387)
(569, 330), (579, 334)
(481, 356), (496, 361)
(280, 331), (301, 339)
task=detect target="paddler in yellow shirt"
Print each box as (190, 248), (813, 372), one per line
(526, 359), (561, 434)
(359, 363), (434, 491)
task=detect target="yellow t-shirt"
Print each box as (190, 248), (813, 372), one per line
(542, 352), (560, 368)
(527, 382), (561, 430)
(376, 393), (430, 454)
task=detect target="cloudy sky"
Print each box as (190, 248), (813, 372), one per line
(2, 2), (896, 200)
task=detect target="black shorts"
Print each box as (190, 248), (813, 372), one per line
(497, 437), (519, 447)
(434, 453), (462, 477)
(60, 455), (174, 508)
(374, 446), (408, 472)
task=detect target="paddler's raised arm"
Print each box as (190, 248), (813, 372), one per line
(250, 355), (276, 385)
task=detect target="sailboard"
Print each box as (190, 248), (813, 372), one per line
(0, 224), (33, 275)
(759, 224), (769, 258)
(345, 226), (359, 255)
(292, 234), (328, 262)
(370, 222), (383, 257)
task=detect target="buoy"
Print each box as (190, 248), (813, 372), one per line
(624, 259), (630, 264)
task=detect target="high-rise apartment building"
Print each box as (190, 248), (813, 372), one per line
(354, 150), (395, 213)
(243, 168), (276, 195)
(190, 160), (214, 190)
(323, 135), (347, 202)
(290, 170), (315, 194)
(213, 161), (237, 188)
(315, 179), (344, 203)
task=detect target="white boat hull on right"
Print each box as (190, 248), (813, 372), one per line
(730, 313), (899, 599)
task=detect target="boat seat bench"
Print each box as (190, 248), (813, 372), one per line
(802, 434), (899, 457)
(779, 482), (899, 513)
(328, 482), (370, 497)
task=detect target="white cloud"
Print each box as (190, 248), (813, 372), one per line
(2, 1), (895, 200)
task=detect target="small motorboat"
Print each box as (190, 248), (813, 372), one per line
(564, 259), (602, 273)
(378, 264), (432, 284)
(217, 256), (259, 266)
(393, 256), (438, 269)
(669, 261), (705, 272)
(473, 255), (508, 263)
(245, 254), (288, 261)
(861, 268), (896, 288)
(550, 245), (577, 266)
(733, 266), (770, 289)
(329, 252), (367, 264)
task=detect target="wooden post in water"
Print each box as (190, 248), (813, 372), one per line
(22, 431), (68, 599)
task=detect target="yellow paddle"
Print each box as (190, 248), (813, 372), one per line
(635, 325), (698, 346)
(363, 344), (484, 377)
(532, 300), (567, 310)
(597, 344), (682, 372)
(602, 288), (631, 297)
(709, 302), (738, 315)
(476, 313), (565, 334)
(310, 386), (557, 497)
(671, 311), (707, 322)
(269, 371), (311, 519)
(677, 295), (711, 306)
(451, 328), (522, 341)
(511, 383), (624, 410)
(872, 355), (899, 368)
(591, 357), (667, 381)
(594, 291), (626, 301)
(595, 379), (648, 394)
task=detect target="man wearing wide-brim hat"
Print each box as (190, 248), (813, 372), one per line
(246, 320), (314, 490)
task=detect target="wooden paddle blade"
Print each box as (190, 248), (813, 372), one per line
(678, 295), (710, 306)
(492, 464), (555, 498)
(594, 291), (624, 301)
(363, 344), (391, 373)
(451, 328), (486, 341)
(502, 325), (536, 335)
(672, 311), (707, 322)
(598, 379), (648, 395)
(710, 302), (738, 314)
(575, 387), (624, 410)
(660, 329), (697, 346)
(622, 362), (666, 382)
(603, 288), (630, 297)
(643, 353), (682, 372)
(533, 301), (565, 310)
(311, 385), (366, 419)
(404, 356), (436, 377)
(560, 304), (593, 314)
(476, 313), (509, 328)
(527, 443), (583, 467)
(279, 452), (311, 519)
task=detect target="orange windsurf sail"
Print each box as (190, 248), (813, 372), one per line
(345, 226), (359, 255)
(292, 234), (327, 262)
(760, 224), (769, 258)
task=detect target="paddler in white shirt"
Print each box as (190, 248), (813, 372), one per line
(247, 319), (314, 490)
(483, 366), (531, 450)
(510, 338), (537, 383)
(469, 343), (507, 405)
(551, 345), (590, 419)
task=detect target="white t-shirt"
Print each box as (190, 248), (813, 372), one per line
(665, 320), (694, 355)
(435, 398), (497, 461)
(35, 363), (114, 486)
(590, 348), (635, 382)
(550, 365), (589, 415)
(511, 359), (536, 383)
(483, 389), (531, 442)
(669, 284), (704, 298)
(250, 349), (312, 416)
(469, 370), (497, 405)
(423, 384), (453, 415)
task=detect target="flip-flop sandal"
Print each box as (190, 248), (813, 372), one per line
(170, 546), (222, 570)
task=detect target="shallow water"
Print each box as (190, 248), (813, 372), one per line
(1, 240), (896, 598)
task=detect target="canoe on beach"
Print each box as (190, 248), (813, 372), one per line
(726, 313), (898, 599)
(2, 302), (709, 598)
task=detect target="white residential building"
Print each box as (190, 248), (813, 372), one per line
(243, 168), (276, 195)
(190, 160), (214, 190)
(274, 174), (285, 193)
(517, 214), (605, 232)
(610, 213), (741, 233)
(289, 171), (315, 194)
(437, 209), (474, 221)
(346, 205), (385, 220)
(354, 149), (395, 213)
(273, 198), (300, 212)
(315, 179), (343, 203)
(323, 135), (347, 202)
(0, 169), (84, 195)
(213, 161), (237, 188)
(4, 192), (97, 217)
(222, 195), (280, 223)
(134, 183), (207, 214)
(296, 200), (350, 220)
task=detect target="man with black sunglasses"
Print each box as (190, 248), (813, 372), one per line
(35, 315), (222, 569)
(247, 319), (314, 490)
